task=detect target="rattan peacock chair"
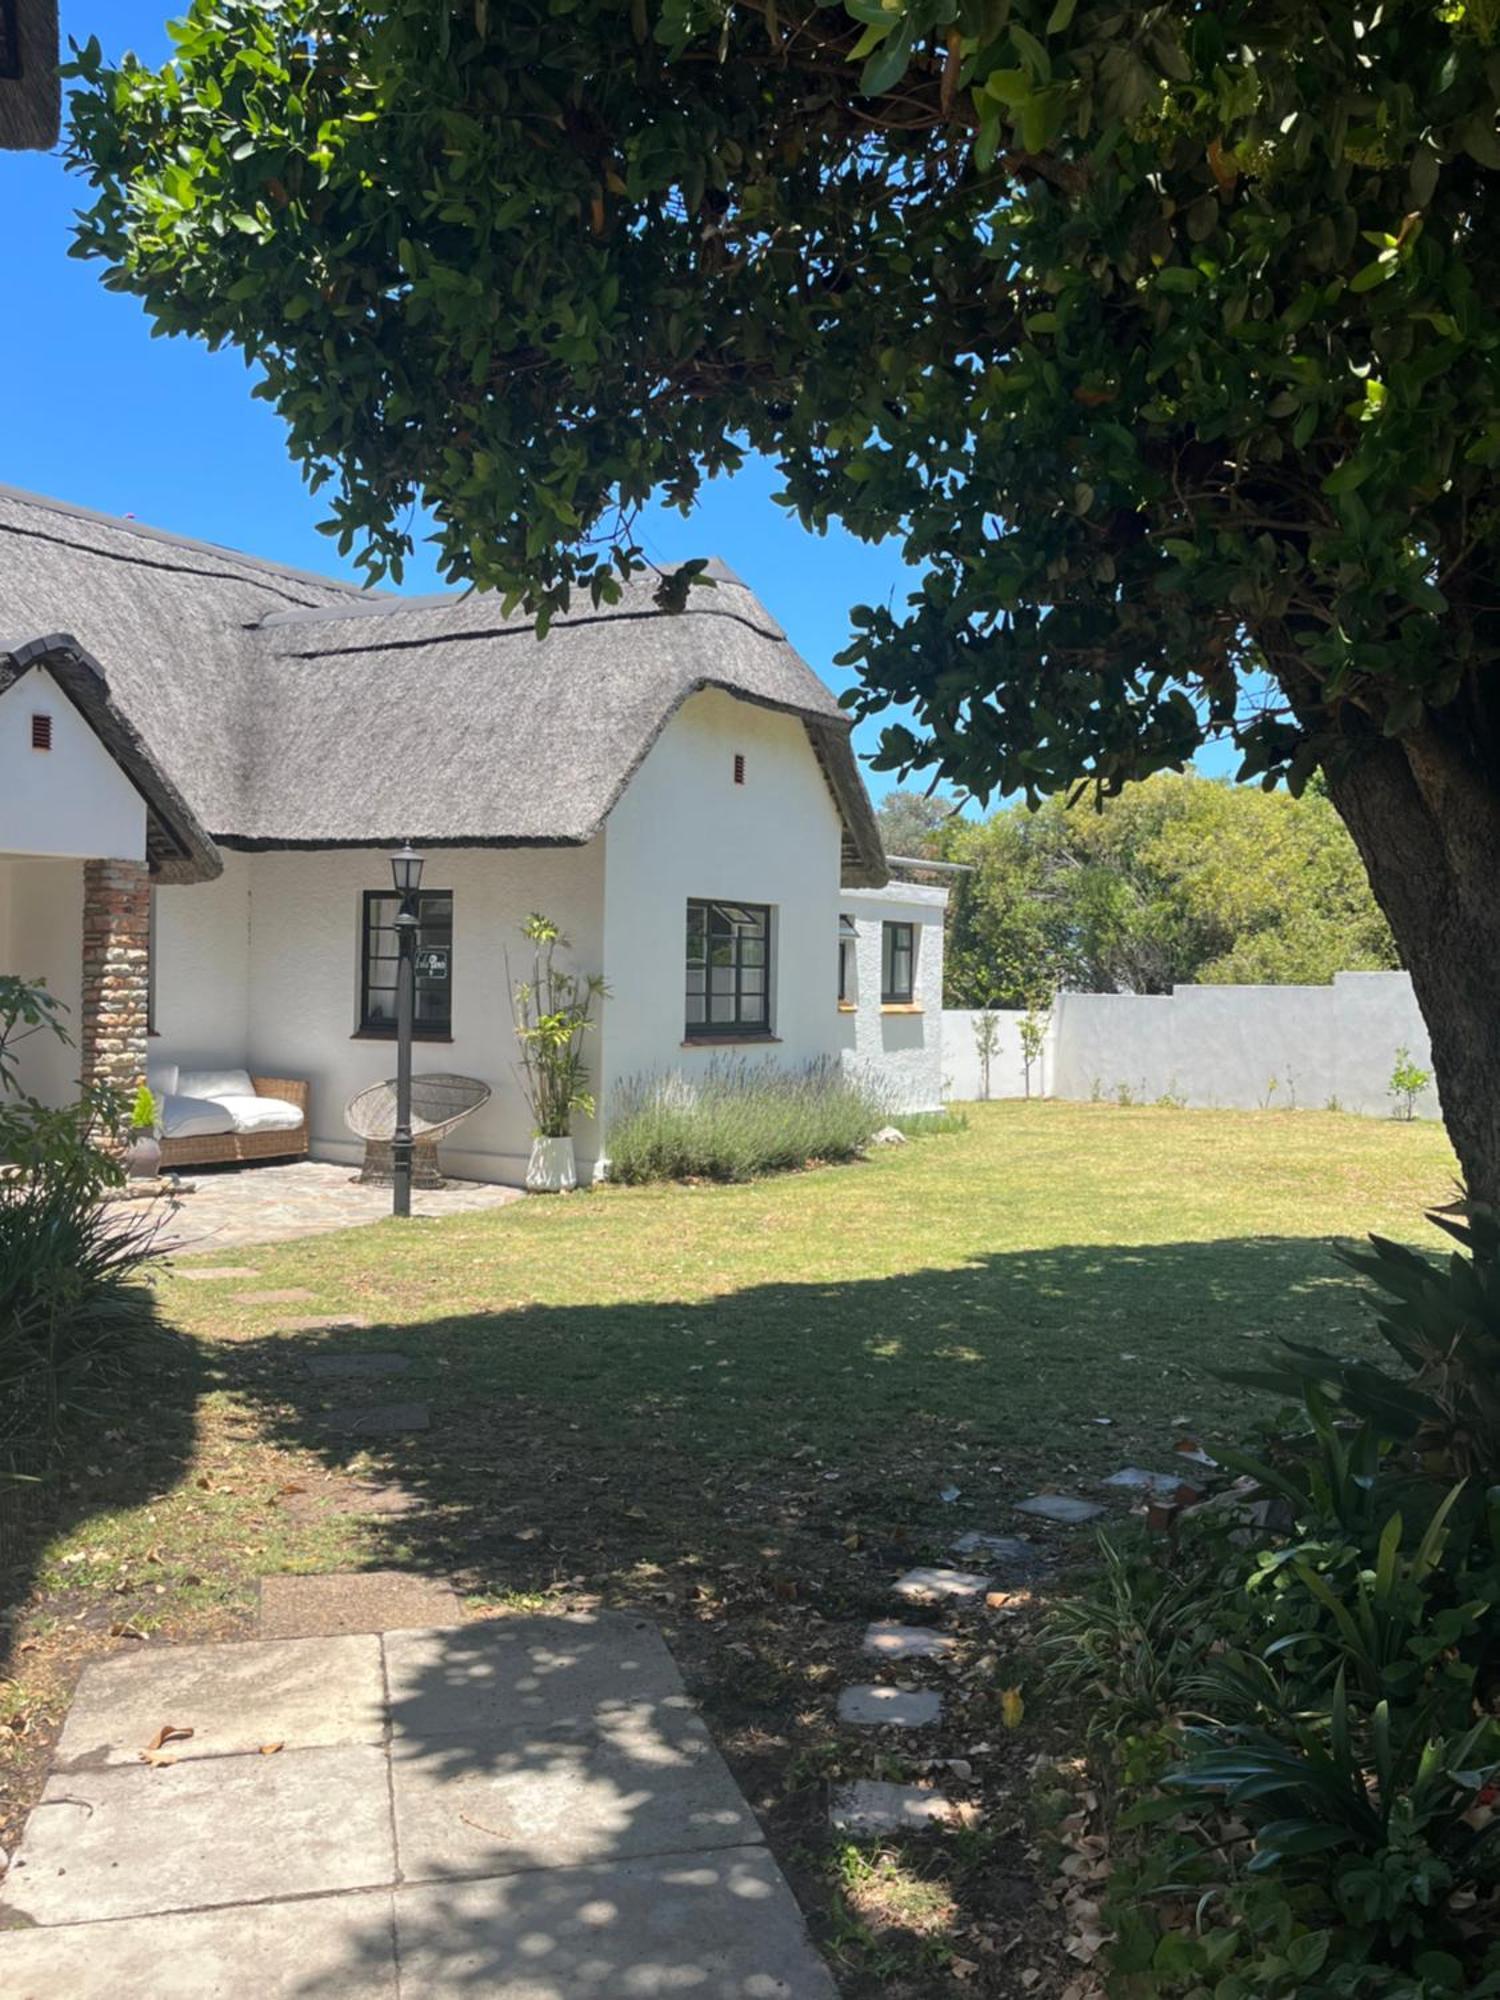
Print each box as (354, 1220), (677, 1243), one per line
(344, 1072), (492, 1189)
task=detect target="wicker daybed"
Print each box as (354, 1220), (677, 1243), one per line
(157, 1072), (310, 1170)
(344, 1072), (491, 1189)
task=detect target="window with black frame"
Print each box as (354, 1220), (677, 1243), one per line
(685, 899), (771, 1036)
(360, 889), (453, 1037)
(881, 920), (915, 1004)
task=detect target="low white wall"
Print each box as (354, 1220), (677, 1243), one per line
(946, 970), (1438, 1118)
(943, 1008), (1050, 1102)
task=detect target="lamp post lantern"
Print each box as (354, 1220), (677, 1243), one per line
(389, 843), (424, 1217)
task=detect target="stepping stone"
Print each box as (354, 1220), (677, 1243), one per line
(893, 1565), (992, 1605)
(830, 1779), (956, 1836)
(54, 1634), (384, 1768)
(232, 1288), (316, 1306)
(259, 1571), (459, 1639)
(951, 1530), (1036, 1563)
(320, 1400), (429, 1436)
(1014, 1493), (1106, 1524)
(863, 1621), (957, 1661)
(306, 1352), (412, 1381)
(838, 1685), (942, 1728)
(280, 1314), (375, 1333)
(173, 1265), (260, 1281)
(1103, 1466), (1188, 1496)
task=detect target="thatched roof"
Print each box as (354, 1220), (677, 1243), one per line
(0, 487), (887, 887)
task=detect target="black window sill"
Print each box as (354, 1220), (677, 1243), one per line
(681, 1034), (782, 1048)
(351, 1029), (455, 1044)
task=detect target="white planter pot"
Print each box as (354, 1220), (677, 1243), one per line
(526, 1135), (577, 1194)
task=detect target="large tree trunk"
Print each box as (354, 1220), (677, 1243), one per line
(1319, 722), (1500, 1208)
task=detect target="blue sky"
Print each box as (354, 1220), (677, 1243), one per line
(3, 2), (1234, 806)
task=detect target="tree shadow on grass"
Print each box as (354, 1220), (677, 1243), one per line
(223, 1235), (1374, 1994)
(229, 1233), (1374, 1659)
(0, 1330), (204, 1627)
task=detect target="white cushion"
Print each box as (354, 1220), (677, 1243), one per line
(177, 1066), (256, 1100)
(160, 1093), (237, 1140)
(146, 1060), (179, 1098)
(214, 1093), (304, 1136)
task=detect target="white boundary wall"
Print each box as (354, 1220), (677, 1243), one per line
(945, 971), (1438, 1118)
(943, 1008), (1048, 1102)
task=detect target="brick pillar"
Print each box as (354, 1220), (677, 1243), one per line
(79, 859), (152, 1107)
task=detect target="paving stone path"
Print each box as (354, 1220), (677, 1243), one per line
(0, 1610), (835, 1997)
(154, 1159), (523, 1255)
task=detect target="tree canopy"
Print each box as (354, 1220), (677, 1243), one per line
(66, 0), (1500, 784)
(910, 771), (1400, 1009)
(64, 0), (1500, 1195)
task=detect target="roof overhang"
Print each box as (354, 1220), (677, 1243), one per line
(0, 635), (223, 883)
(0, 0), (58, 151)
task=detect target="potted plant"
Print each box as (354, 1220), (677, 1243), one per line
(510, 913), (607, 1192)
(125, 1083), (160, 1181)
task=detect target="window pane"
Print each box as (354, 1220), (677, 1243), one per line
(710, 994), (736, 1023)
(740, 937), (765, 967)
(741, 993), (766, 1022)
(710, 966), (736, 995)
(686, 968), (706, 996)
(686, 995), (706, 1024)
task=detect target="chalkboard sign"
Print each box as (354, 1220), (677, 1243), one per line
(415, 945), (450, 982)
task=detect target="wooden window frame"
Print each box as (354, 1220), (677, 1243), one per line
(358, 888), (454, 1040)
(685, 898), (773, 1039)
(881, 921), (916, 1005)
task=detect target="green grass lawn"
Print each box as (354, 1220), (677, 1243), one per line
(0, 1102), (1460, 1993)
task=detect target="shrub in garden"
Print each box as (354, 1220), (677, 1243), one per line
(605, 1057), (888, 1183)
(1047, 1204), (1500, 1998)
(0, 977), (173, 1487)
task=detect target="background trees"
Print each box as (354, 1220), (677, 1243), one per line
(877, 775), (1398, 1008)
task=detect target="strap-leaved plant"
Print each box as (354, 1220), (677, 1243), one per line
(509, 915), (606, 1140)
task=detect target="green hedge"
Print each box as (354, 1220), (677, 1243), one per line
(605, 1057), (889, 1183)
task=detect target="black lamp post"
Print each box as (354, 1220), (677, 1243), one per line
(389, 843), (424, 1217)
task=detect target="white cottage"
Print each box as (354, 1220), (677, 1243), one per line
(0, 486), (947, 1182)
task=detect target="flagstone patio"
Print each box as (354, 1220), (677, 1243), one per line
(140, 1158), (523, 1255)
(0, 1610), (836, 1998)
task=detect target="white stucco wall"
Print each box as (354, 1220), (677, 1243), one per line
(598, 688), (847, 1117)
(838, 882), (948, 1113)
(943, 1008), (1050, 1101)
(0, 667), (146, 863)
(0, 855), (84, 1104)
(153, 852), (253, 1069)
(1032, 971), (1436, 1117)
